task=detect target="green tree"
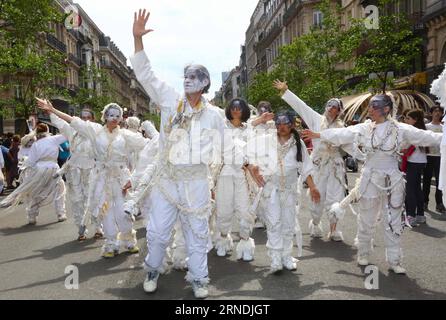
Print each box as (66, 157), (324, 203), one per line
(0, 0), (67, 118)
(353, 0), (423, 93)
(71, 64), (118, 118)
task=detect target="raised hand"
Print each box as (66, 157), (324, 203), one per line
(310, 187), (321, 204)
(273, 79), (288, 93)
(35, 97), (54, 113)
(133, 9), (153, 38)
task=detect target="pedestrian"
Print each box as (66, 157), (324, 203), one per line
(6, 135), (20, 189)
(37, 99), (147, 258)
(246, 110), (320, 272)
(273, 79), (350, 242)
(0, 123), (68, 225)
(49, 108), (104, 241)
(404, 109), (428, 226)
(131, 9), (225, 299)
(214, 98), (256, 261)
(423, 105), (446, 214)
(302, 94), (442, 274)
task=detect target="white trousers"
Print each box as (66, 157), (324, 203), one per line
(262, 186), (298, 260)
(145, 178), (210, 283)
(310, 161), (346, 225)
(102, 180), (136, 252)
(215, 175), (253, 239)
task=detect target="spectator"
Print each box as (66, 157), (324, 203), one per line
(404, 109), (428, 226)
(0, 148), (4, 195)
(6, 135), (20, 189)
(423, 105), (446, 214)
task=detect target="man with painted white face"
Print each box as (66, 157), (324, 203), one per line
(130, 9), (224, 299)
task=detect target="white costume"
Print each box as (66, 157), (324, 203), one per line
(130, 50), (224, 290)
(214, 119), (255, 261)
(69, 115), (147, 256)
(50, 114), (101, 237)
(281, 90), (349, 241)
(248, 132), (313, 271)
(125, 116), (142, 172)
(0, 134), (67, 223)
(320, 119), (441, 268)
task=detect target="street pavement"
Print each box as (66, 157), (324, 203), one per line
(1, 171), (446, 300)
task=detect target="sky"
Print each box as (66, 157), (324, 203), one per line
(74, 0), (259, 100)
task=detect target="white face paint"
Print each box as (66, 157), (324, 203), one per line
(183, 67), (209, 94)
(105, 108), (121, 122)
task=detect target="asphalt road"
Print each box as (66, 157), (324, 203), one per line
(1, 171), (446, 300)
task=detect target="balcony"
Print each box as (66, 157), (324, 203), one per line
(68, 53), (81, 66)
(283, 0), (301, 27)
(46, 33), (67, 53)
(423, 0), (446, 22)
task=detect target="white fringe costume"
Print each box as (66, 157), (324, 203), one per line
(69, 116), (147, 256)
(50, 114), (101, 237)
(130, 50), (225, 287)
(281, 90), (351, 241)
(430, 63), (446, 206)
(214, 119), (256, 261)
(320, 119), (442, 268)
(0, 134), (67, 223)
(247, 132), (313, 271)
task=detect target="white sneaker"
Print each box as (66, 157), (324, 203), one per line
(192, 281), (209, 299)
(416, 215), (426, 224)
(236, 238), (255, 262)
(143, 271), (159, 293)
(57, 214), (67, 222)
(309, 220), (323, 238)
(389, 264), (406, 275)
(270, 254), (283, 273)
(357, 255), (369, 266)
(282, 256), (298, 271)
(328, 230), (344, 242)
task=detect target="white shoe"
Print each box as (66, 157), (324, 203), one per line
(270, 253), (283, 273)
(389, 264), (406, 275)
(357, 255), (369, 266)
(143, 271), (160, 293)
(28, 217), (37, 225)
(57, 214), (67, 222)
(282, 256), (298, 271)
(309, 220), (323, 238)
(236, 238), (255, 262)
(192, 280), (208, 299)
(215, 234), (233, 257)
(328, 230), (344, 242)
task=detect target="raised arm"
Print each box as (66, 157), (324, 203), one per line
(130, 9), (179, 110)
(273, 80), (322, 131)
(50, 113), (75, 141)
(36, 98), (73, 123)
(399, 123), (442, 147)
(303, 123), (367, 147)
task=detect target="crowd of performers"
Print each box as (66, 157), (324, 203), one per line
(1, 9), (446, 299)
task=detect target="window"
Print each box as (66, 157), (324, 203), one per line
(313, 10), (323, 27)
(14, 85), (23, 99)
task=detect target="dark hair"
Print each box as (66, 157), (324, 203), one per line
(12, 135), (20, 143)
(430, 104), (444, 114)
(291, 128), (303, 162)
(407, 109), (426, 130)
(36, 123), (49, 134)
(225, 98), (251, 123)
(81, 108), (95, 120)
(257, 101), (272, 113)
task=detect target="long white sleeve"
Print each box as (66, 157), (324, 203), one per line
(50, 113), (75, 141)
(399, 123), (442, 147)
(300, 139), (313, 182)
(129, 50), (180, 113)
(281, 89), (322, 131)
(320, 123), (368, 146)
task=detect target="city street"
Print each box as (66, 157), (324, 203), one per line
(1, 172), (446, 300)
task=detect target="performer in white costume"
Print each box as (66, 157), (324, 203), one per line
(36, 99), (147, 259)
(125, 116), (142, 172)
(273, 80), (349, 242)
(131, 9), (224, 299)
(430, 63), (446, 207)
(1, 123), (67, 225)
(214, 98), (256, 261)
(49, 109), (103, 241)
(246, 111), (320, 272)
(303, 94), (442, 274)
